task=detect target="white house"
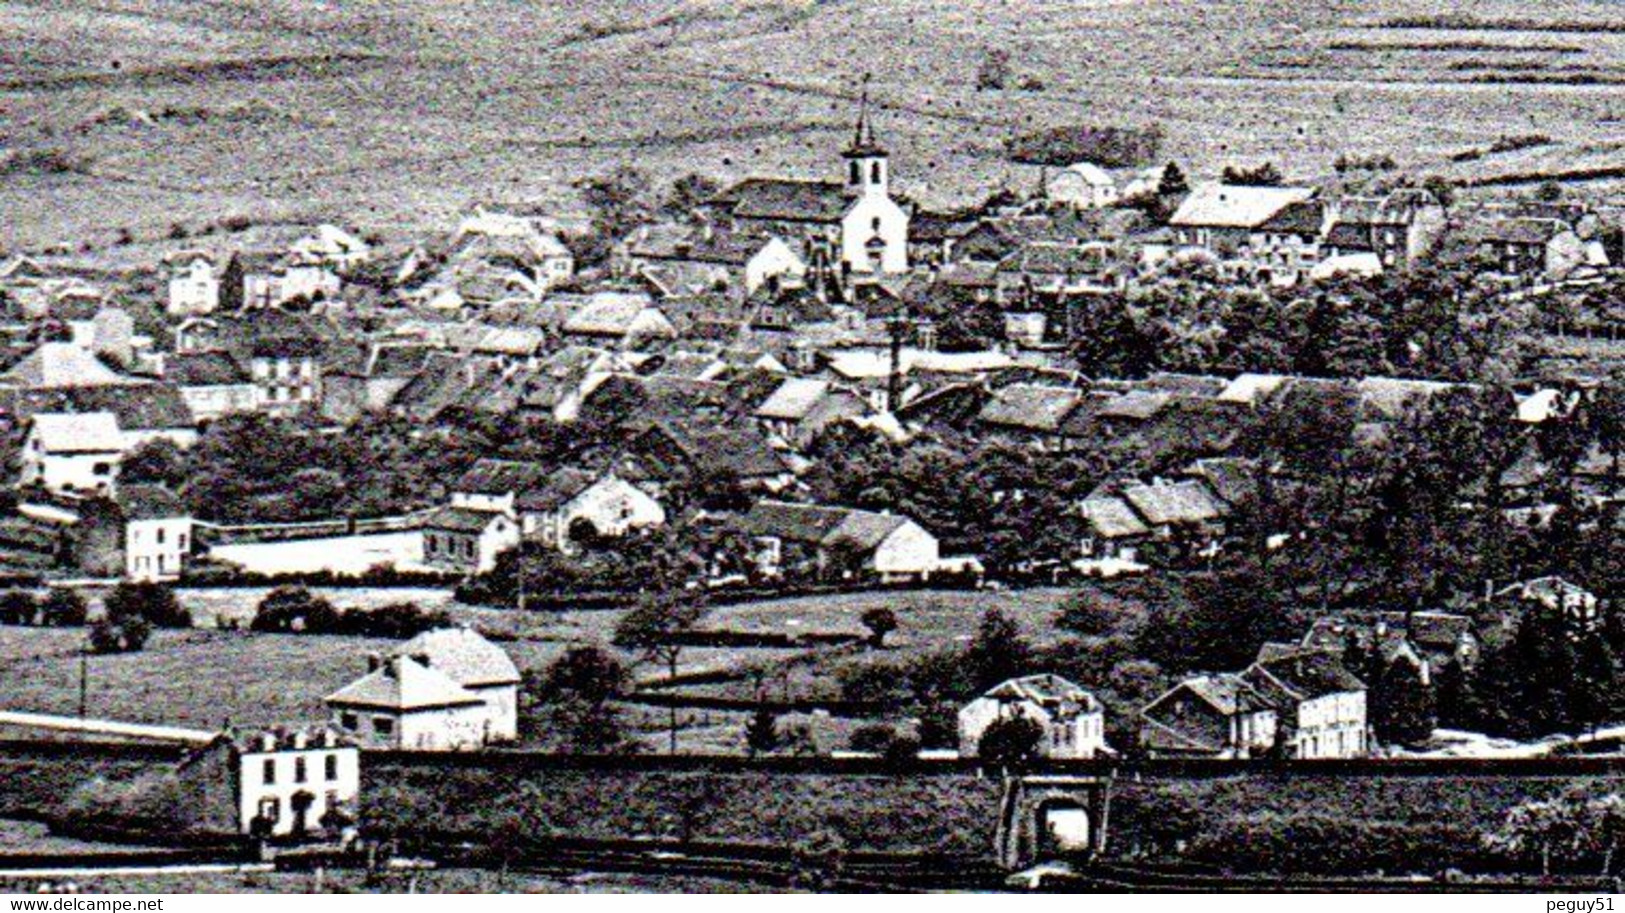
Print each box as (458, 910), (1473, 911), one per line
(737, 500), (944, 582)
(177, 728), (360, 838)
(516, 470), (665, 553)
(165, 251), (222, 316)
(958, 674), (1108, 760)
(290, 224), (373, 274)
(19, 412), (125, 496)
(1048, 162), (1119, 210)
(1242, 649), (1368, 760)
(119, 484), (192, 582)
(421, 506), (519, 575)
(325, 628), (520, 751)
(744, 237), (808, 294)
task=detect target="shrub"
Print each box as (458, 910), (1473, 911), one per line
(40, 589), (88, 627)
(250, 586), (340, 633)
(104, 581), (190, 629)
(338, 602), (449, 639)
(1007, 123), (1164, 169)
(848, 722), (899, 754)
(0, 589), (36, 625)
(89, 615), (151, 654)
(976, 714), (1045, 765)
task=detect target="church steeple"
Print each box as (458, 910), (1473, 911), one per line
(842, 75), (889, 197)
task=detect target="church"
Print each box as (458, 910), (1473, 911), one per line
(706, 93), (911, 290)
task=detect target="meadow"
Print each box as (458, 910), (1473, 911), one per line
(1, 0), (1620, 255)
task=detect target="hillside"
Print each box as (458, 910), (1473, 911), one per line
(1, 0), (1621, 253)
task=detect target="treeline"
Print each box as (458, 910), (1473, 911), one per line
(1006, 123), (1164, 169)
(248, 586), (449, 638)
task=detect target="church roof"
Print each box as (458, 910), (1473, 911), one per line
(718, 179), (850, 224)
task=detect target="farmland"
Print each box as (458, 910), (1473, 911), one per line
(1, 0), (1621, 254)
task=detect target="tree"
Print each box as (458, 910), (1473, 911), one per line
(251, 586), (339, 633)
(119, 439), (189, 489)
(859, 607), (898, 648)
(613, 590), (708, 752)
(523, 646), (633, 753)
(0, 589), (36, 626)
(89, 614), (150, 654)
(744, 707), (782, 757)
(40, 589), (88, 627)
(1156, 161), (1190, 198)
(103, 581), (190, 629)
(965, 609), (1032, 691)
(976, 714), (1045, 766)
(1367, 655), (1436, 746)
(1222, 163), (1284, 186)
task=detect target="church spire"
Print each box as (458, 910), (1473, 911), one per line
(844, 73), (886, 158)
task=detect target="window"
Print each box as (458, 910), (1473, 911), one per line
(262, 758), (276, 785)
(849, 161), (860, 184)
(178, 532), (189, 551)
(374, 717), (395, 737)
(340, 712), (358, 731)
(156, 528), (166, 545)
(294, 756), (307, 784)
(325, 754), (339, 781)
(871, 217), (881, 231)
(93, 463), (112, 476)
(258, 797), (280, 823)
(871, 162), (882, 183)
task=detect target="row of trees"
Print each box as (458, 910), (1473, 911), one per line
(249, 586), (449, 638)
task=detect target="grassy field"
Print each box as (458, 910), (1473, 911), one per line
(1, 0), (1620, 255)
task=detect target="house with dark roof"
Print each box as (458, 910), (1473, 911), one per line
(632, 417), (792, 492)
(1139, 673), (1278, 759)
(751, 377), (868, 449)
(174, 727), (359, 838)
(973, 383), (1085, 450)
(1241, 648), (1368, 759)
(421, 506), (519, 575)
(450, 459), (665, 553)
(735, 499), (943, 582)
(161, 350), (260, 421)
(19, 412), (125, 497)
(1463, 217), (1586, 283)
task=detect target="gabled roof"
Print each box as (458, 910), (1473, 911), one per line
(738, 500), (917, 551)
(29, 411), (123, 453)
(1468, 217), (1572, 246)
(557, 292), (669, 337)
(1170, 184), (1316, 230)
(1120, 480), (1225, 527)
(977, 674), (1100, 717)
(423, 505), (510, 534)
(1095, 390), (1172, 421)
(754, 377), (835, 422)
(715, 178), (851, 223)
(514, 468), (602, 513)
(1181, 457), (1258, 508)
(453, 459), (553, 497)
(1079, 496), (1150, 539)
(1, 343), (131, 389)
(976, 383), (1082, 432)
(1060, 162), (1115, 187)
(1245, 649), (1366, 704)
(62, 384), (195, 431)
(1258, 199), (1326, 235)
(324, 655), (485, 711)
(394, 627), (520, 687)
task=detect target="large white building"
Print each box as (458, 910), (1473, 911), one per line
(324, 628), (519, 751)
(119, 484), (192, 582)
(177, 727), (360, 838)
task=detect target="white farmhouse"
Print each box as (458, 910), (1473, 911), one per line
(325, 628), (520, 751)
(959, 674), (1108, 760)
(517, 470), (665, 553)
(737, 500), (943, 582)
(165, 251), (222, 316)
(176, 728), (360, 838)
(119, 484), (192, 582)
(19, 412), (125, 497)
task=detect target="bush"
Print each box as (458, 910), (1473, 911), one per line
(0, 590), (36, 625)
(976, 714), (1045, 765)
(338, 602), (448, 639)
(40, 589), (88, 627)
(250, 586), (340, 633)
(848, 723), (900, 754)
(1184, 813), (1486, 875)
(104, 582), (190, 629)
(89, 615), (150, 654)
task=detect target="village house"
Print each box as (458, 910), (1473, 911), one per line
(1046, 162), (1119, 210)
(1139, 673), (1279, 759)
(751, 377), (868, 449)
(551, 291), (678, 347)
(974, 383), (1084, 451)
(421, 506), (519, 575)
(165, 250), (224, 316)
(1302, 610), (1479, 677)
(0, 341), (134, 390)
(453, 208), (575, 293)
(119, 483), (192, 582)
(324, 628), (519, 751)
(231, 251), (343, 309)
(1497, 576), (1603, 635)
(160, 350), (261, 421)
(175, 728), (360, 838)
(1464, 217), (1586, 284)
(736, 500), (944, 582)
(1076, 495), (1151, 573)
(958, 674), (1108, 760)
(1241, 648), (1369, 759)
(289, 224), (373, 274)
(622, 224), (807, 298)
(1168, 183), (1319, 285)
(18, 412), (125, 497)
(516, 469), (665, 553)
(1320, 188), (1447, 273)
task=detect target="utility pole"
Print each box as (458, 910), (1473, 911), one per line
(77, 646), (88, 719)
(515, 539), (527, 613)
(886, 304), (907, 413)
